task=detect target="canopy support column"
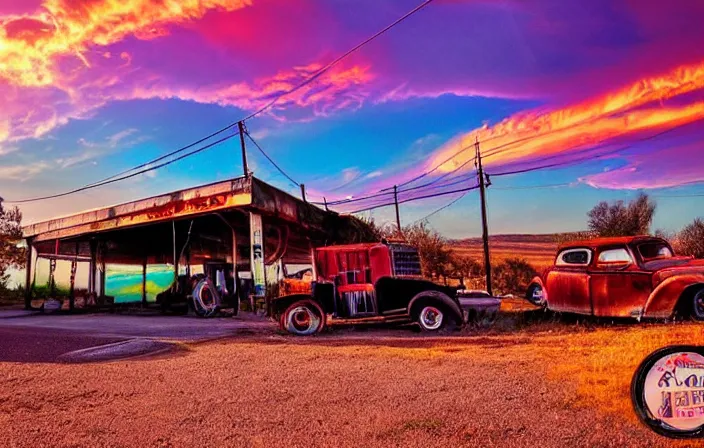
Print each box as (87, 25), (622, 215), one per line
(250, 212), (266, 313)
(23, 238), (33, 310)
(89, 239), (97, 296)
(142, 257), (148, 306)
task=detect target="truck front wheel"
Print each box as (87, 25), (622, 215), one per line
(280, 300), (325, 335)
(417, 305), (446, 332)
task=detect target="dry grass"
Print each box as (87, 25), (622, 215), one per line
(451, 235), (557, 271)
(500, 297), (541, 312)
(1, 316), (704, 447)
(543, 322), (704, 421)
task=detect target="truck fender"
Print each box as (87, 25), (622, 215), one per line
(407, 291), (463, 324)
(526, 276), (548, 305)
(272, 294), (320, 317)
(642, 274), (704, 319)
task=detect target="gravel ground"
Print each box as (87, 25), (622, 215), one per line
(2, 320), (704, 448)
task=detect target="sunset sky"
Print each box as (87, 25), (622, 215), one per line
(2, 0), (704, 238)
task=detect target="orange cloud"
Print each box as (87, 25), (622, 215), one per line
(0, 0), (252, 87)
(427, 60), (704, 172)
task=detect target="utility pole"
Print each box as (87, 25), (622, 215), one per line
(238, 121), (248, 176)
(475, 137), (493, 296)
(393, 185), (402, 234)
(300, 184), (307, 202)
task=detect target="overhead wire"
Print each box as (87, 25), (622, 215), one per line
(81, 124), (240, 188)
(318, 116), (704, 212)
(319, 168), (477, 207)
(385, 96), (704, 194)
(99, 0), (435, 188)
(240, 0), (436, 122)
(412, 190), (472, 225)
(244, 130), (300, 186)
(321, 154), (478, 207)
(349, 184), (480, 214)
(488, 117), (704, 177)
(6, 0), (435, 204)
(5, 133), (239, 204)
(329, 118), (704, 213)
(490, 182), (572, 190)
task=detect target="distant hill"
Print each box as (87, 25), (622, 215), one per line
(450, 233), (560, 245)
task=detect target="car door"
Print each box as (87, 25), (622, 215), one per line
(589, 246), (652, 318)
(546, 248), (593, 314)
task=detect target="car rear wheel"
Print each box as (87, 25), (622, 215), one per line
(692, 289), (704, 321)
(280, 300), (325, 336)
(417, 305), (446, 332)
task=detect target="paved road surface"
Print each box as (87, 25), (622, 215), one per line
(0, 310), (276, 363)
(0, 326), (126, 363)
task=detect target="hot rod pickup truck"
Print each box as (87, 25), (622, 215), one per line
(526, 236), (704, 321)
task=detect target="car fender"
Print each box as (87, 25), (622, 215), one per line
(407, 290), (463, 324)
(642, 274), (704, 318)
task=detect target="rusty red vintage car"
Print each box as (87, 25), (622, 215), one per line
(526, 236), (704, 320)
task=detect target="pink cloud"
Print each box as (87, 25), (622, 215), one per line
(581, 136), (704, 190)
(3, 0), (704, 180)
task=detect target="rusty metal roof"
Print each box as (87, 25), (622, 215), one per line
(23, 176), (330, 242)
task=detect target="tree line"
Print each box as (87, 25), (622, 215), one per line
(366, 192), (704, 296)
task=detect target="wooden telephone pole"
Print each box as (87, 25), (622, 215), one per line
(475, 138), (493, 295)
(238, 121), (248, 176)
(393, 185), (402, 233)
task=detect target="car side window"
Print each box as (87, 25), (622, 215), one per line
(597, 248), (633, 264)
(556, 248), (592, 266)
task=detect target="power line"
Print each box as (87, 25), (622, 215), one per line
(349, 184), (480, 214)
(240, 0), (436, 122)
(318, 189), (394, 206)
(384, 100), (704, 194)
(330, 118), (702, 212)
(412, 191), (472, 225)
(321, 117), (701, 211)
(319, 168), (476, 207)
(83, 124), (240, 188)
(491, 182), (572, 190)
(395, 157), (477, 194)
(107, 0), (434, 184)
(5, 133), (239, 204)
(488, 117), (704, 178)
(321, 153), (478, 207)
(8, 1), (435, 205)
(244, 131), (300, 186)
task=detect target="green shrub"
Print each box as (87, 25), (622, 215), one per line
(492, 258), (537, 296)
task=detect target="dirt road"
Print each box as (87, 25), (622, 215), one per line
(1, 317), (704, 447)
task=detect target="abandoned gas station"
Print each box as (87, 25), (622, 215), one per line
(21, 175), (374, 314)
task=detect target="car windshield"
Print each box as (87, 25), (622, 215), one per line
(637, 242), (674, 261)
